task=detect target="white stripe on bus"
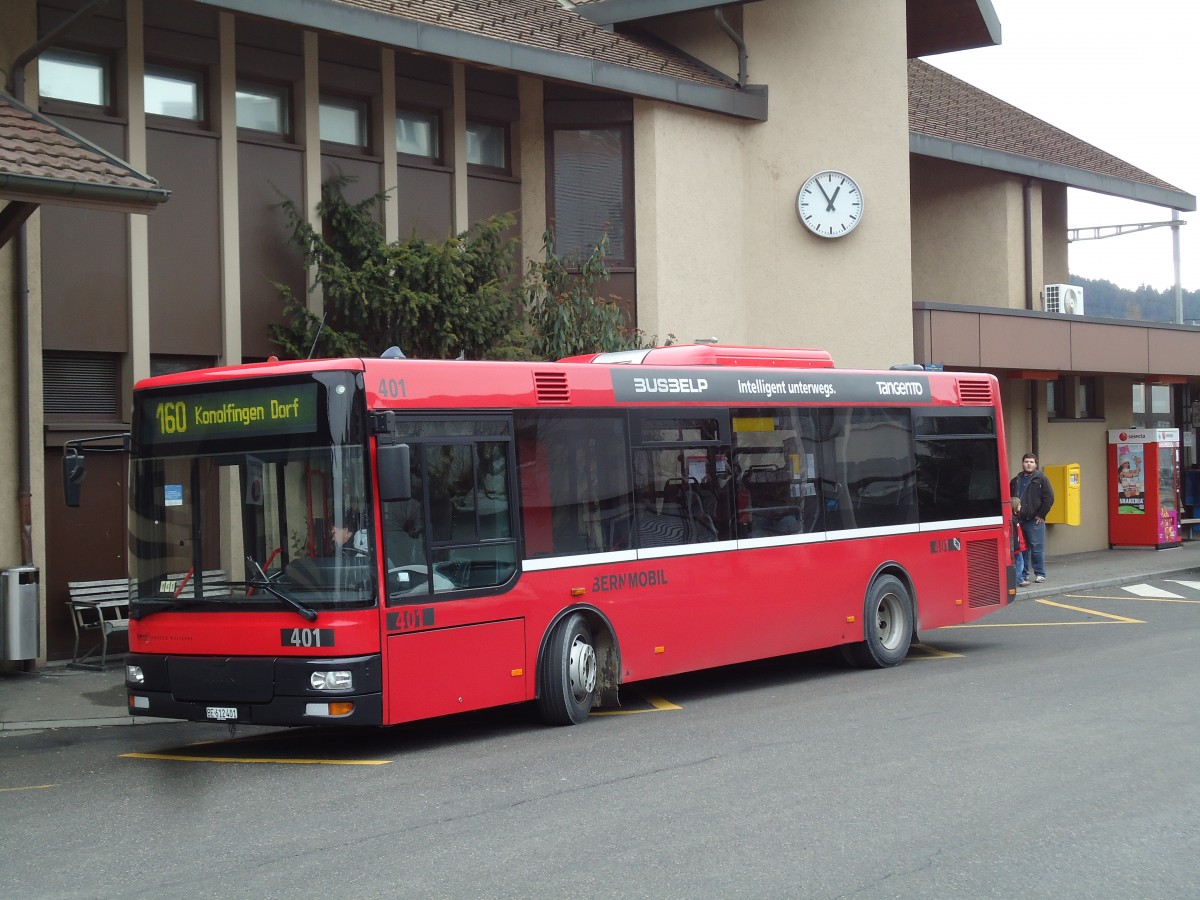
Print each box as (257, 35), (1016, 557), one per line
(519, 517), (1005, 571)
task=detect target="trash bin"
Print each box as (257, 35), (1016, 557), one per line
(1, 565), (40, 661)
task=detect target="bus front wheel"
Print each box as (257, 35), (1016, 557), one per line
(537, 613), (597, 726)
(842, 574), (913, 668)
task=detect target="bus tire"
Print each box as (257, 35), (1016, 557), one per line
(537, 612), (597, 726)
(842, 574), (913, 668)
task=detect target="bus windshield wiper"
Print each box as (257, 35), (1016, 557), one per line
(245, 556), (318, 622)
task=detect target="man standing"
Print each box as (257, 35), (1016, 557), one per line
(1010, 453), (1054, 586)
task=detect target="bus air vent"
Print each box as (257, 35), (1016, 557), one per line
(966, 538), (1002, 609)
(534, 371), (570, 404)
(957, 378), (993, 405)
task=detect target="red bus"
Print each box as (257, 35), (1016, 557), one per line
(110, 345), (1014, 728)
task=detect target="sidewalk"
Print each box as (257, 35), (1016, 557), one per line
(3, 543), (1200, 733)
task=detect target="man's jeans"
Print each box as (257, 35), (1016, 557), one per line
(1018, 518), (1047, 579)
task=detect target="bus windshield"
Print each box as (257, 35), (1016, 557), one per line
(128, 372), (375, 614)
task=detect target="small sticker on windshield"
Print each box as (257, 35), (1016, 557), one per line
(164, 484), (183, 507)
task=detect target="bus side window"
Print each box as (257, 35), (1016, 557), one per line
(514, 412), (634, 558)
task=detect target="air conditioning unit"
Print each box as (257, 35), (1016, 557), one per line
(1045, 284), (1085, 315)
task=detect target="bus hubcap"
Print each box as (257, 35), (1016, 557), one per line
(569, 637), (597, 700)
(877, 593), (902, 650)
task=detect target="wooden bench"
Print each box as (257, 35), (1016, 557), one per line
(67, 569), (228, 670)
(67, 578), (131, 671)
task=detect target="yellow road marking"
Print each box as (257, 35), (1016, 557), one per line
(1063, 593), (1200, 604)
(591, 692), (682, 716)
(121, 752), (389, 765)
(909, 643), (963, 659)
(1035, 599), (1145, 622)
(945, 597), (1146, 627)
(0, 784), (58, 792)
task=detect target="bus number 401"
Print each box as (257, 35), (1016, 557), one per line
(282, 628), (335, 648)
(378, 378), (406, 399)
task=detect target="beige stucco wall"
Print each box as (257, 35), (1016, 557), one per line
(1041, 181), (1069, 286)
(635, 0), (914, 370)
(911, 156), (1031, 309)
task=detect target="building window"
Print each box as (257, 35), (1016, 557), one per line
(236, 80), (289, 135)
(1150, 383), (1172, 416)
(145, 65), (205, 122)
(1052, 376), (1102, 420)
(396, 108), (440, 160)
(466, 120), (508, 170)
(1132, 382), (1146, 416)
(549, 126), (632, 265)
(1132, 382), (1173, 428)
(38, 48), (109, 108)
(1077, 376), (1099, 419)
(1046, 381), (1064, 419)
(320, 95), (369, 148)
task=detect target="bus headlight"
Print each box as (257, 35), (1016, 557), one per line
(310, 670), (353, 691)
(127, 664), (145, 684)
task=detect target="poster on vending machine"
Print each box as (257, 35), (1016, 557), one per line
(1116, 443), (1145, 514)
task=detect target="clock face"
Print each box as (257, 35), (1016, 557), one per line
(797, 170), (864, 238)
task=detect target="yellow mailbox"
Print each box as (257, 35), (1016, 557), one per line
(1044, 463), (1081, 525)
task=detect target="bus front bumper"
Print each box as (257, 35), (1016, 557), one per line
(125, 653), (384, 727)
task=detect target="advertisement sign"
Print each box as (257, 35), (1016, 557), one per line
(1116, 443), (1145, 515)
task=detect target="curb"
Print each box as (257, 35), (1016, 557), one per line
(0, 715), (183, 733)
(1014, 565), (1199, 601)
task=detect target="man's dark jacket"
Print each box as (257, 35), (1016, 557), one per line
(1010, 468), (1055, 521)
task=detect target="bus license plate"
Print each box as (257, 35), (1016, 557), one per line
(206, 706), (238, 721)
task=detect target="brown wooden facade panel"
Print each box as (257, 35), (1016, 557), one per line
(397, 165), (453, 240)
(467, 175), (521, 228)
(1070, 320), (1151, 374)
(924, 309), (981, 368)
(238, 142), (305, 359)
(1146, 327), (1200, 377)
(147, 128), (221, 355)
(39, 119), (130, 352)
(979, 314), (1071, 370)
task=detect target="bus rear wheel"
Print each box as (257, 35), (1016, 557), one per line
(842, 574), (913, 668)
(537, 612), (597, 726)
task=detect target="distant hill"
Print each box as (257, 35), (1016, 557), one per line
(1069, 275), (1200, 324)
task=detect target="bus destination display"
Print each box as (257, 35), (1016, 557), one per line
(144, 384), (319, 442)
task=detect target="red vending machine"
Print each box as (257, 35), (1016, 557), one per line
(1108, 428), (1181, 549)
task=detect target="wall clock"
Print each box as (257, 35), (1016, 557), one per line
(797, 170), (864, 238)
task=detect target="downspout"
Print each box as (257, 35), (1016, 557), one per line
(1023, 177), (1038, 459)
(6, 0), (113, 566)
(714, 8), (748, 87)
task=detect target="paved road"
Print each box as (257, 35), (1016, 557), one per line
(2, 580), (1198, 898)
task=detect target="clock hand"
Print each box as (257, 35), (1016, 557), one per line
(825, 185), (841, 212)
(814, 179), (833, 206)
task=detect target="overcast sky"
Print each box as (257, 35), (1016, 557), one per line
(928, 0), (1198, 292)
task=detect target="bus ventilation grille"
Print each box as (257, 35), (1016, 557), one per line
(534, 371), (570, 404)
(966, 538), (1002, 608)
(957, 379), (993, 405)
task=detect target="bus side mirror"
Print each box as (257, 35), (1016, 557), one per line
(377, 443), (412, 501)
(63, 451), (86, 507)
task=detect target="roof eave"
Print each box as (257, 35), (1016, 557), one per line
(195, 0), (766, 120)
(0, 174), (170, 214)
(576, 0), (744, 27)
(910, 134), (1197, 212)
(908, 0), (1001, 58)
